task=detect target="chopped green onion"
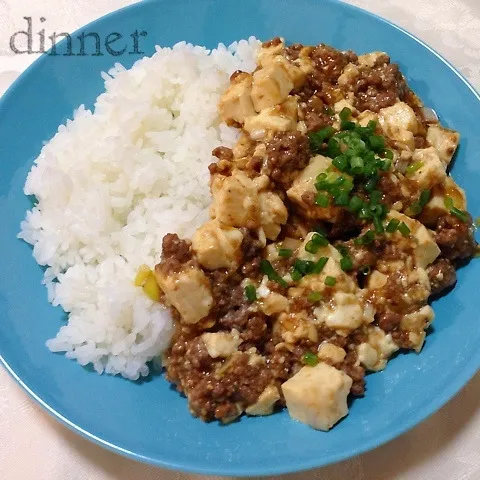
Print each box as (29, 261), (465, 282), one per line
(406, 161), (424, 175)
(309, 126), (336, 152)
(350, 156), (364, 174)
(305, 240), (320, 254)
(368, 135), (385, 151)
(293, 259), (315, 276)
(260, 259), (288, 288)
(355, 230), (375, 245)
(398, 222), (411, 237)
(342, 120), (356, 131)
(419, 189), (431, 207)
(278, 248), (293, 258)
(315, 193), (330, 207)
(373, 216), (385, 234)
(475, 217), (480, 227)
(380, 158), (392, 171)
(311, 233), (329, 247)
(314, 225), (327, 236)
(451, 207), (468, 222)
(245, 285), (257, 302)
(383, 149), (394, 160)
(409, 202), (422, 216)
(324, 276), (337, 287)
(386, 218), (400, 233)
(364, 174), (379, 192)
(302, 351), (319, 366)
(334, 191), (350, 206)
(307, 291), (323, 303)
(325, 137), (342, 158)
(339, 107), (352, 123)
(291, 270), (303, 282)
(312, 257), (329, 274)
(444, 196), (454, 209)
(348, 195), (364, 213)
(370, 190), (382, 205)
(340, 256), (353, 271)
(333, 155), (349, 171)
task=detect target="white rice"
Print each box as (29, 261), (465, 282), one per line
(18, 38), (260, 380)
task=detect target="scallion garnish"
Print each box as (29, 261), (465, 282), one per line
(312, 257), (329, 274)
(406, 161), (424, 175)
(315, 193), (329, 207)
(278, 248), (293, 258)
(386, 218), (400, 233)
(260, 259), (288, 288)
(307, 291), (323, 303)
(355, 230), (375, 245)
(302, 351), (319, 366)
(245, 285), (257, 302)
(324, 276), (337, 287)
(340, 256), (353, 271)
(398, 222), (411, 237)
(451, 207), (468, 222)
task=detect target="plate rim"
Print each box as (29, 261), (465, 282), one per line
(0, 0), (479, 476)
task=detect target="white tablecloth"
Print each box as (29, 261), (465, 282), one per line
(1, 1), (480, 478)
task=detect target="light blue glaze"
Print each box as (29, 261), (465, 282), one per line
(0, 0), (479, 476)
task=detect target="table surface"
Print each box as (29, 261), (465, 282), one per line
(1, 1), (480, 479)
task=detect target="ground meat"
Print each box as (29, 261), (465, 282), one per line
(327, 211), (359, 240)
(159, 233), (193, 274)
(355, 63), (406, 112)
(208, 270), (245, 318)
(262, 37), (282, 48)
(310, 44), (348, 82)
(212, 146), (233, 161)
(187, 353), (272, 421)
(377, 311), (403, 333)
(241, 229), (264, 262)
(427, 258), (457, 296)
(265, 131), (311, 187)
(344, 241), (378, 271)
(377, 173), (407, 206)
(284, 43), (303, 61)
(434, 213), (476, 260)
(391, 329), (412, 349)
(339, 351), (365, 396)
(304, 109), (334, 133)
(382, 271), (428, 314)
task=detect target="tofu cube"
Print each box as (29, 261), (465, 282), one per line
(257, 39), (285, 67)
(259, 191), (288, 240)
(317, 343), (346, 364)
(427, 125), (460, 166)
(379, 102), (418, 150)
(261, 292), (289, 316)
(212, 170), (261, 228)
(337, 63), (360, 87)
(201, 331), (241, 358)
(409, 147), (446, 190)
(400, 305), (435, 352)
(192, 219), (243, 270)
(282, 362), (352, 430)
(287, 155), (345, 222)
(218, 72), (256, 125)
(245, 384), (281, 416)
(314, 292), (367, 331)
(251, 62), (294, 111)
(154, 265), (213, 324)
(388, 211), (440, 268)
(358, 51), (389, 68)
(357, 326), (398, 371)
(244, 96), (298, 133)
(274, 56), (307, 89)
(419, 176), (467, 227)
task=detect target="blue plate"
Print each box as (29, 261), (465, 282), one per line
(0, 0), (479, 476)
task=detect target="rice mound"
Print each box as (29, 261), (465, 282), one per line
(18, 38), (260, 380)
